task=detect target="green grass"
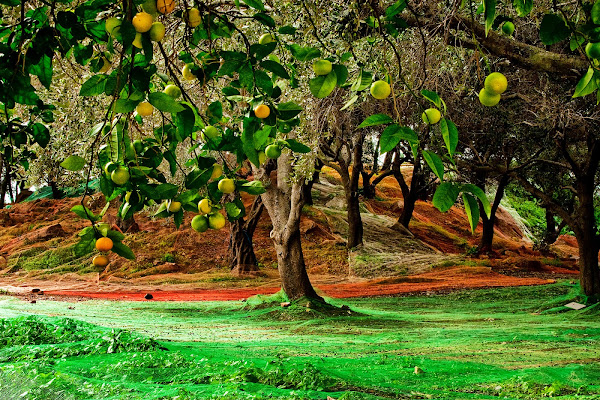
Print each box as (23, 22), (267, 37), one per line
(1, 282), (599, 399)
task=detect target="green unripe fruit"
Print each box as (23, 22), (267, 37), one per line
(258, 33), (275, 44)
(484, 72), (508, 95)
(312, 59), (332, 76)
(191, 215), (209, 232)
(370, 80), (391, 99)
(265, 144), (282, 159)
(501, 21), (515, 36)
(586, 42), (600, 60)
(111, 166), (130, 185)
(164, 84), (181, 99)
(478, 88), (501, 107)
(421, 108), (441, 124)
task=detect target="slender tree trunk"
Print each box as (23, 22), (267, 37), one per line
(303, 160), (323, 206)
(1, 162), (11, 208)
(346, 135), (364, 248)
(394, 156), (422, 230)
(478, 175), (509, 253)
(575, 177), (600, 299)
(49, 179), (63, 199)
(229, 196), (264, 274)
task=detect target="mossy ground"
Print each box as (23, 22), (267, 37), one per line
(1, 282), (599, 399)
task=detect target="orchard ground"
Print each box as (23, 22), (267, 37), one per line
(0, 168), (596, 399)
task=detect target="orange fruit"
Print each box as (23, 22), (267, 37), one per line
(95, 237), (114, 252)
(157, 0), (175, 14)
(92, 255), (110, 268)
(132, 12), (153, 33)
(254, 104), (270, 119)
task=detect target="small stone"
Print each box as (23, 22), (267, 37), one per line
(31, 288), (40, 293)
(414, 366), (424, 375)
(30, 300), (36, 304)
(144, 293), (153, 300)
(68, 306), (75, 310)
(280, 302), (291, 308)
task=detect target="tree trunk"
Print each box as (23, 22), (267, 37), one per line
(478, 175), (509, 253)
(575, 178), (600, 299)
(303, 160), (323, 206)
(229, 196), (264, 274)
(347, 135), (364, 248)
(49, 179), (63, 199)
(394, 156), (422, 230)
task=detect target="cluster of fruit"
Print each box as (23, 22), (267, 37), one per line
(478, 72), (508, 107)
(92, 227), (114, 268)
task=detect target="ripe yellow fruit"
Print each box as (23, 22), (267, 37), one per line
(157, 0), (175, 14)
(132, 12), (153, 33)
(185, 8), (202, 27)
(105, 17), (122, 39)
(198, 198), (212, 214)
(484, 72), (508, 95)
(93, 255), (110, 268)
(254, 104), (270, 119)
(182, 64), (197, 80)
(259, 33), (275, 44)
(132, 33), (143, 49)
(313, 59), (332, 76)
(149, 22), (165, 41)
(210, 164), (223, 179)
(168, 201), (181, 212)
(370, 80), (391, 99)
(478, 88), (501, 107)
(111, 166), (130, 185)
(218, 178), (235, 194)
(191, 215), (209, 232)
(95, 237), (114, 252)
(136, 102), (153, 117)
(164, 84), (181, 99)
(208, 212), (226, 230)
(421, 108), (441, 124)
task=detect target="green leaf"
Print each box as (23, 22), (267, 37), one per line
(422, 150), (444, 181)
(238, 180), (266, 195)
(462, 193), (480, 234)
(432, 182), (460, 212)
(30, 54), (53, 90)
(539, 14), (570, 45)
(350, 69), (373, 91)
(461, 183), (491, 218)
(155, 183), (179, 199)
(30, 123), (50, 148)
(573, 67), (598, 98)
(106, 229), (126, 243)
(148, 92), (185, 113)
(379, 125), (418, 154)
(242, 0), (264, 11)
(285, 139), (311, 153)
(112, 242), (136, 260)
(71, 205), (99, 221)
(73, 235), (95, 257)
(279, 25), (297, 34)
(176, 104), (196, 139)
(60, 155), (86, 171)
(386, 0), (407, 17)
(253, 12), (275, 27)
(225, 202), (243, 219)
(115, 99), (138, 114)
(288, 44), (321, 61)
(253, 126), (272, 149)
(483, 0), (496, 36)
(340, 94), (358, 111)
(185, 167), (212, 190)
(358, 114), (394, 128)
(242, 120), (260, 167)
(260, 60), (290, 79)
(277, 101), (302, 120)
(333, 64), (349, 86)
(309, 71), (337, 98)
(80, 75), (107, 96)
(592, 0), (600, 25)
(440, 118), (458, 157)
(421, 89), (444, 111)
(513, 0), (533, 17)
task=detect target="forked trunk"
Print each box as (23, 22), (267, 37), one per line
(229, 219), (259, 274)
(478, 175), (509, 254)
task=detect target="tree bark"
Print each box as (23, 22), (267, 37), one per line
(575, 177), (600, 298)
(478, 174), (509, 253)
(347, 135), (364, 248)
(229, 196), (264, 274)
(394, 155), (423, 230)
(49, 179), (63, 199)
(303, 160), (323, 206)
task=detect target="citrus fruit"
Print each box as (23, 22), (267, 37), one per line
(198, 198), (212, 214)
(157, 0), (175, 14)
(210, 164), (223, 180)
(258, 151), (266, 164)
(111, 166), (130, 185)
(164, 84), (181, 99)
(208, 212), (226, 230)
(149, 22), (165, 41)
(185, 8), (202, 27)
(93, 255), (110, 267)
(132, 12), (153, 33)
(182, 63), (196, 80)
(105, 17), (122, 39)
(478, 88), (501, 107)
(484, 72), (508, 95)
(142, 0), (158, 15)
(586, 42), (600, 60)
(95, 237), (114, 252)
(168, 201), (181, 212)
(370, 80), (391, 99)
(132, 33), (143, 49)
(136, 101), (153, 117)
(421, 108), (441, 124)
(99, 57), (111, 73)
(502, 21), (515, 35)
(265, 144), (281, 159)
(313, 59), (332, 76)
(191, 215), (209, 232)
(259, 33), (275, 44)
(203, 125), (220, 139)
(254, 104), (270, 119)
(218, 178), (235, 194)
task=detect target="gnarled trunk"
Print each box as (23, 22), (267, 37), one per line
(478, 175), (509, 253)
(229, 196), (264, 274)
